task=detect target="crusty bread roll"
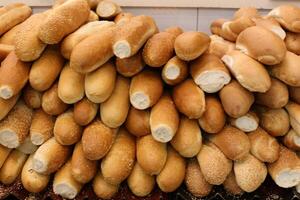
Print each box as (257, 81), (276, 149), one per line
(210, 18), (228, 37)
(223, 170), (244, 195)
(150, 93), (179, 143)
(100, 76), (130, 128)
(53, 0), (101, 9)
(253, 17), (286, 40)
(208, 35), (235, 59)
(81, 120), (116, 160)
(116, 51), (145, 77)
(29, 46), (65, 92)
(23, 85), (42, 109)
(0, 44), (14, 61)
(0, 93), (19, 121)
(285, 102), (300, 136)
(14, 12), (47, 62)
(85, 61), (116, 103)
(87, 10), (99, 22)
(0, 149), (28, 185)
(222, 50), (271, 92)
(229, 111), (259, 132)
(93, 171), (119, 199)
(130, 70), (163, 110)
(270, 51), (300, 87)
(285, 32), (300, 55)
(58, 63), (85, 104)
(174, 31), (210, 61)
(54, 110), (82, 145)
(114, 12), (134, 25)
(248, 127), (280, 163)
(236, 26), (286, 65)
(0, 145), (11, 170)
(290, 86), (300, 104)
(74, 97), (98, 126)
(142, 32), (175, 67)
(268, 146), (300, 188)
(0, 23), (22, 45)
(17, 136), (38, 154)
(233, 7), (259, 19)
(71, 142), (97, 184)
(39, 0), (90, 44)
(173, 79), (206, 119)
(127, 162), (155, 197)
(30, 109), (54, 146)
(0, 51), (30, 99)
(234, 154), (267, 192)
(162, 56), (188, 85)
(113, 15), (158, 59)
(190, 53), (231, 93)
(21, 155), (50, 193)
(96, 0), (121, 19)
(136, 134), (167, 175)
(0, 101), (32, 148)
(171, 116), (202, 158)
(283, 129), (300, 151)
(156, 146), (186, 192)
(53, 160), (83, 199)
(197, 143), (232, 185)
(101, 128), (135, 185)
(32, 137), (71, 175)
(219, 80), (254, 118)
(185, 158), (212, 197)
(164, 26), (184, 37)
(0, 3), (32, 36)
(125, 107), (150, 137)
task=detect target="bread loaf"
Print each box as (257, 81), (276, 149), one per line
(23, 85), (42, 109)
(87, 11), (99, 22)
(285, 32), (300, 55)
(223, 170), (244, 195)
(74, 97), (98, 126)
(164, 26), (183, 37)
(161, 56), (188, 85)
(17, 136), (38, 154)
(93, 171), (119, 199)
(0, 23), (22, 45)
(0, 93), (19, 121)
(290, 86), (300, 104)
(0, 145), (11, 169)
(285, 102), (300, 136)
(283, 129), (300, 151)
(96, 0), (121, 19)
(208, 35), (235, 58)
(116, 51), (144, 77)
(253, 17), (286, 39)
(125, 107), (150, 137)
(0, 44), (14, 61)
(114, 12), (133, 25)
(229, 111), (259, 132)
(233, 7), (259, 19)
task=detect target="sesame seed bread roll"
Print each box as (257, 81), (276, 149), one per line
(130, 70), (163, 110)
(81, 120), (116, 160)
(0, 93), (19, 121)
(58, 64), (85, 104)
(255, 78), (289, 109)
(114, 12), (134, 25)
(0, 101), (33, 148)
(162, 56), (188, 86)
(209, 126), (251, 161)
(174, 31), (210, 61)
(113, 15), (158, 59)
(0, 23), (22, 45)
(0, 3), (31, 36)
(71, 142), (97, 184)
(96, 0), (121, 19)
(270, 51), (300, 87)
(285, 32), (300, 55)
(170, 116), (202, 158)
(136, 135), (167, 175)
(229, 111), (259, 132)
(0, 149), (28, 185)
(285, 102), (300, 136)
(219, 80), (254, 118)
(0, 51), (30, 99)
(283, 129), (300, 151)
(0, 145), (11, 169)
(142, 32), (175, 67)
(39, 0), (90, 44)
(164, 26), (184, 37)
(233, 7), (259, 19)
(32, 137), (71, 175)
(173, 79), (206, 119)
(85, 61), (117, 103)
(17, 136), (38, 154)
(185, 158), (212, 198)
(248, 127), (280, 163)
(125, 107), (150, 137)
(100, 76), (130, 128)
(23, 85), (42, 109)
(29, 46), (65, 92)
(222, 50), (271, 92)
(208, 35), (235, 59)
(290, 86), (300, 104)
(116, 51), (145, 77)
(21, 155), (50, 193)
(93, 171), (119, 199)
(0, 44), (14, 61)
(127, 162), (155, 197)
(190, 53), (231, 93)
(30, 109), (54, 146)
(54, 111), (82, 145)
(234, 154), (267, 192)
(74, 97), (99, 126)
(101, 128), (135, 185)
(87, 11), (99, 22)
(197, 143), (232, 185)
(61, 21), (115, 59)
(157, 146), (186, 192)
(253, 17), (286, 39)
(150, 93), (179, 143)
(14, 13), (47, 62)
(223, 170), (244, 195)
(53, 160), (83, 199)
(268, 146), (300, 188)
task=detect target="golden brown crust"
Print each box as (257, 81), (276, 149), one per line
(223, 170), (244, 195)
(23, 85), (42, 109)
(233, 7), (259, 19)
(285, 32), (300, 55)
(0, 44), (14, 61)
(87, 10), (99, 22)
(114, 12), (134, 25)
(0, 145), (11, 169)
(208, 35), (235, 58)
(164, 26), (184, 38)
(125, 107), (150, 137)
(93, 171), (119, 199)
(283, 129), (300, 151)
(74, 97), (99, 126)
(0, 23), (22, 45)
(290, 86), (300, 104)
(96, 0), (122, 19)
(116, 51), (145, 77)
(0, 93), (19, 121)
(285, 101), (300, 136)
(162, 56), (188, 86)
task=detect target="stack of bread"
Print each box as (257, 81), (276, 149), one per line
(0, 0), (300, 199)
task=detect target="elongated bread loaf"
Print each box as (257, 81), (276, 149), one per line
(17, 136), (38, 154)
(23, 85), (42, 109)
(0, 44), (14, 61)
(164, 26), (183, 37)
(0, 23), (22, 45)
(96, 0), (121, 19)
(253, 17), (286, 40)
(229, 111), (259, 132)
(93, 171), (119, 199)
(285, 102), (300, 136)
(223, 170), (244, 195)
(74, 97), (99, 126)
(125, 107), (150, 137)
(0, 93), (19, 121)
(208, 35), (235, 58)
(162, 56), (188, 86)
(283, 129), (300, 151)
(0, 145), (11, 169)
(114, 12), (134, 25)
(116, 51), (145, 77)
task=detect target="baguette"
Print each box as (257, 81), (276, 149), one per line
(87, 11), (99, 22)
(283, 129), (300, 151)
(173, 79), (206, 119)
(93, 171), (119, 199)
(0, 145), (11, 169)
(229, 111), (259, 132)
(290, 86), (300, 104)
(101, 128), (135, 185)
(74, 97), (99, 126)
(223, 170), (244, 195)
(164, 26), (184, 37)
(285, 102), (300, 136)
(96, 0), (121, 19)
(253, 17), (286, 39)
(136, 134), (167, 175)
(116, 50), (144, 77)
(0, 51), (30, 99)
(29, 46), (65, 92)
(208, 35), (235, 58)
(125, 107), (150, 137)
(0, 23), (22, 45)
(0, 93), (19, 121)
(130, 70), (163, 110)
(174, 31), (210, 61)
(85, 61), (116, 103)
(0, 44), (14, 61)
(162, 56), (188, 85)
(0, 101), (32, 148)
(190, 53), (231, 93)
(23, 85), (42, 109)
(114, 12), (134, 25)
(17, 136), (38, 154)
(285, 32), (300, 55)
(39, 0), (90, 44)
